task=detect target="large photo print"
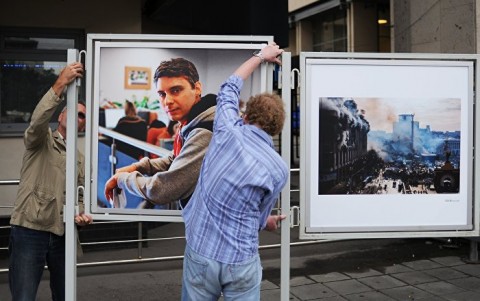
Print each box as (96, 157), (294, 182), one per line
(303, 58), (474, 234)
(318, 96), (461, 196)
(89, 42), (266, 218)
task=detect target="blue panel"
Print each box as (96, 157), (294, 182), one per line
(97, 142), (144, 209)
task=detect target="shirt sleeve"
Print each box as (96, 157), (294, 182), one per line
(133, 153), (174, 175)
(24, 88), (63, 150)
(214, 75), (244, 132)
(117, 128), (212, 204)
(258, 164), (289, 230)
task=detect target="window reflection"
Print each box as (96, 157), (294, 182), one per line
(0, 60), (66, 124)
(0, 27), (84, 135)
(5, 37), (75, 50)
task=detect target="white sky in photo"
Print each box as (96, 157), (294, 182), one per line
(354, 97), (461, 133)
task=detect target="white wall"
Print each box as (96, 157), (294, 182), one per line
(0, 136), (85, 216)
(0, 138), (24, 216)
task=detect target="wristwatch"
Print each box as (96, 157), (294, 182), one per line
(253, 50), (265, 63)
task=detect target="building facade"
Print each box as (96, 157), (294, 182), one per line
(287, 0), (477, 55)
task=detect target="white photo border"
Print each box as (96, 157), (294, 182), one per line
(300, 53), (479, 239)
(85, 35), (275, 221)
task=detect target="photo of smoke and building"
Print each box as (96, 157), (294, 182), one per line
(318, 97), (461, 195)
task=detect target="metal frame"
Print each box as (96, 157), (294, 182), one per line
(65, 48), (80, 301)
(280, 51), (292, 301)
(299, 52), (480, 240)
(84, 34), (275, 221)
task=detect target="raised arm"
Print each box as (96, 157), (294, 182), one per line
(234, 42), (284, 80)
(24, 62), (84, 149)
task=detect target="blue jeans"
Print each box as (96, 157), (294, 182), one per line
(9, 225), (65, 301)
(181, 246), (262, 301)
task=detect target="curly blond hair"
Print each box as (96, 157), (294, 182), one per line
(244, 92), (285, 136)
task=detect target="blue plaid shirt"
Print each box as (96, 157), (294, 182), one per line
(183, 74), (288, 264)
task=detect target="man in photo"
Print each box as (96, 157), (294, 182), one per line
(104, 58), (216, 208)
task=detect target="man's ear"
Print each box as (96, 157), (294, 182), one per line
(194, 81), (202, 99)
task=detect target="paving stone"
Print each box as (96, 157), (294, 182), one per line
(448, 277), (480, 292)
(431, 256), (468, 267)
(291, 276), (315, 287)
(416, 281), (466, 296)
(381, 285), (436, 300)
(324, 279), (373, 295)
(401, 259), (444, 270)
(423, 267), (468, 280)
(343, 268), (383, 279)
(443, 290), (480, 301)
(344, 290), (396, 300)
(310, 296), (348, 301)
(261, 279), (279, 290)
(391, 271), (439, 285)
(260, 289), (300, 301)
(414, 297), (449, 301)
(290, 283), (338, 300)
(357, 275), (407, 290)
(309, 272), (351, 283)
(452, 264), (480, 277)
(382, 264), (414, 274)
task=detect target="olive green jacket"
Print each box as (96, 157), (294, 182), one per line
(10, 88), (85, 236)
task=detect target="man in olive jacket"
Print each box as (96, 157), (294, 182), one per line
(9, 62), (92, 301)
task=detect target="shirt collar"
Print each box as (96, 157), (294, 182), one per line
(53, 130), (66, 146)
(246, 124), (274, 148)
(57, 131), (65, 141)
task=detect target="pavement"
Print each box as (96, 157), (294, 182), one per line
(1, 222), (480, 300)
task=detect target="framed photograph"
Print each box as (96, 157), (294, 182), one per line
(124, 66), (151, 90)
(85, 34), (275, 222)
(300, 53), (479, 239)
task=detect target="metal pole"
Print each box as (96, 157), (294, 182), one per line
(280, 52), (292, 301)
(110, 141), (117, 176)
(469, 240), (479, 262)
(138, 222), (143, 259)
(0, 179), (20, 185)
(66, 49), (79, 301)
